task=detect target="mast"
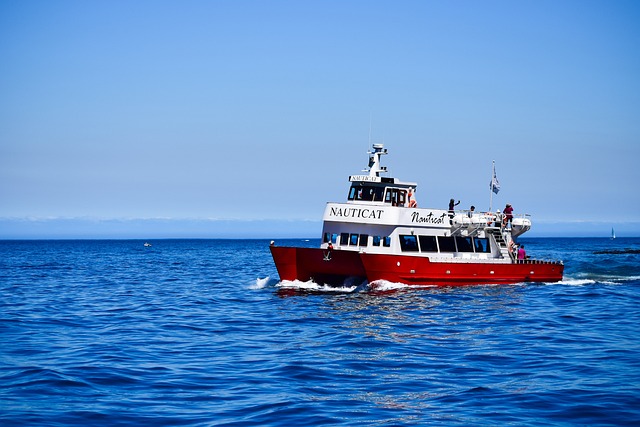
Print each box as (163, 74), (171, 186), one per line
(489, 160), (500, 212)
(489, 160), (495, 212)
(367, 144), (388, 177)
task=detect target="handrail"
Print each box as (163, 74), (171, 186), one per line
(517, 259), (563, 265)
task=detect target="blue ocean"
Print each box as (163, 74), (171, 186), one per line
(1, 237), (639, 426)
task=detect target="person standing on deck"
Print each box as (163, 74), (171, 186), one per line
(503, 203), (514, 228)
(517, 245), (526, 261)
(408, 188), (418, 208)
(448, 198), (460, 217)
(468, 205), (475, 218)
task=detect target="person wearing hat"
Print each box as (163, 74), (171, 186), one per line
(503, 203), (514, 228)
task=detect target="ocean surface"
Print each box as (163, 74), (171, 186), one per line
(1, 237), (639, 426)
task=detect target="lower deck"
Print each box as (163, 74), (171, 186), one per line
(322, 226), (515, 262)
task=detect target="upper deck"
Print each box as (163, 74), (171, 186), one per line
(323, 144), (532, 255)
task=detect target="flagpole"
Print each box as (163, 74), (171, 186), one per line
(490, 160), (495, 212)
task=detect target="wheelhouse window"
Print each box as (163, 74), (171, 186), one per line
(384, 188), (407, 206)
(437, 236), (456, 252)
(419, 235), (438, 252)
(399, 235), (419, 252)
(348, 185), (384, 202)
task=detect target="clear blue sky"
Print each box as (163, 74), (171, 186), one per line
(1, 0), (639, 238)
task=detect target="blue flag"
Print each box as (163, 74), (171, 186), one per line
(490, 166), (500, 194)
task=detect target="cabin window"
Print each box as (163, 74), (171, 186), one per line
(359, 234), (369, 247)
(456, 236), (474, 252)
(475, 237), (490, 253)
(348, 185), (385, 202)
(437, 236), (456, 252)
(348, 187), (357, 200)
(419, 235), (438, 252)
(361, 188), (373, 201)
(399, 235), (419, 252)
(324, 232), (330, 243)
(350, 233), (359, 245)
(340, 233), (350, 245)
(373, 235), (392, 247)
(384, 188), (408, 206)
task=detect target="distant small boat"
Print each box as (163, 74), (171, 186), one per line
(611, 228), (616, 240)
(144, 242), (152, 247)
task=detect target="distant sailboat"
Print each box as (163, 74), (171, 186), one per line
(611, 228), (616, 240)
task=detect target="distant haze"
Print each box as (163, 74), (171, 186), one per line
(0, 217), (636, 240)
(1, 1), (639, 238)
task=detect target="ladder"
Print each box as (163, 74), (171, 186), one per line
(487, 228), (514, 261)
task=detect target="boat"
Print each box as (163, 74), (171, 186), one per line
(144, 242), (152, 247)
(270, 144), (564, 286)
(611, 228), (616, 240)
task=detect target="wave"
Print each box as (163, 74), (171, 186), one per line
(593, 249), (640, 254)
(276, 279), (361, 293)
(558, 278), (600, 286)
(272, 278), (440, 294)
(558, 274), (640, 286)
(368, 280), (410, 292)
(265, 274), (640, 293)
(251, 276), (278, 289)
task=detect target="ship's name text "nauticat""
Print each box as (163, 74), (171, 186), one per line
(329, 207), (384, 220)
(411, 211), (447, 224)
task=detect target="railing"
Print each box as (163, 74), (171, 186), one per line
(516, 258), (563, 265)
(456, 210), (531, 226)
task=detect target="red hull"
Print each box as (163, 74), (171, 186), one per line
(360, 253), (564, 286)
(270, 246), (564, 286)
(270, 246), (366, 286)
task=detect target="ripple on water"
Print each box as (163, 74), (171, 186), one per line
(0, 239), (639, 426)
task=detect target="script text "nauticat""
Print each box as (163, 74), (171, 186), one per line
(411, 211), (447, 224)
(329, 207), (384, 220)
